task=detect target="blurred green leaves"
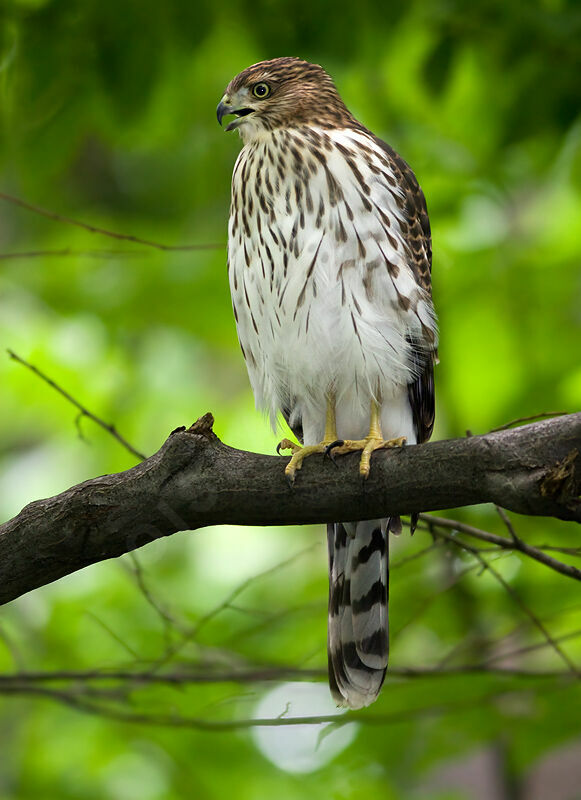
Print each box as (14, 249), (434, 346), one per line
(0, 0), (580, 797)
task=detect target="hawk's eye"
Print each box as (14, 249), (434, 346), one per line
(252, 82), (271, 99)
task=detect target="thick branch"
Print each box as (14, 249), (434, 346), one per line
(0, 413), (580, 605)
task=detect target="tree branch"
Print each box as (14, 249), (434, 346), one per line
(419, 514), (581, 581)
(7, 350), (147, 461)
(0, 192), (224, 252)
(0, 413), (580, 606)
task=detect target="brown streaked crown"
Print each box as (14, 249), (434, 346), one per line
(223, 57), (358, 130)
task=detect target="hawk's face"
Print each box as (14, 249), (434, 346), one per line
(217, 57), (353, 144)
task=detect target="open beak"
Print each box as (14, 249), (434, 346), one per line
(216, 99), (233, 126)
(217, 97), (254, 132)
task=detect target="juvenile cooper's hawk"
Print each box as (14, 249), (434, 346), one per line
(217, 58), (437, 708)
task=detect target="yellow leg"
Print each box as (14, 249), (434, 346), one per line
(277, 396), (338, 484)
(329, 399), (406, 478)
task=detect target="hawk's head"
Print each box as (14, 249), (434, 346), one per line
(217, 57), (353, 143)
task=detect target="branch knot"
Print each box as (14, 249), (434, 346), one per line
(187, 413), (217, 441)
(539, 448), (580, 510)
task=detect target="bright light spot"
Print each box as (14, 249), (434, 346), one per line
(0, 442), (90, 520)
(192, 525), (293, 588)
(49, 314), (107, 366)
(10, 589), (50, 629)
(447, 194), (509, 251)
(103, 752), (169, 800)
(251, 682), (357, 773)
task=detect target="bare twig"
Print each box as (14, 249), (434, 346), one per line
(125, 553), (187, 641)
(392, 559), (484, 640)
(151, 542), (321, 670)
(482, 628), (581, 666)
(0, 192), (224, 252)
(7, 349), (146, 461)
(0, 682), (570, 731)
(439, 533), (580, 675)
(84, 612), (141, 661)
(0, 664), (574, 688)
(420, 514), (581, 582)
(224, 600), (324, 647)
(495, 506), (520, 544)
(536, 544), (581, 556)
(390, 541), (441, 570)
(489, 412), (569, 433)
(483, 557), (578, 674)
(0, 249), (146, 260)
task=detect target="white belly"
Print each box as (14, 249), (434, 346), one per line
(227, 127), (437, 444)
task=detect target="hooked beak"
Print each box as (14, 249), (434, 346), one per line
(216, 99), (232, 126)
(217, 97), (254, 132)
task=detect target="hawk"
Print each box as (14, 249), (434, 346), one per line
(217, 58), (437, 708)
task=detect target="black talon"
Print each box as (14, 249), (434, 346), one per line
(324, 439), (345, 468)
(327, 450), (338, 467)
(276, 442), (283, 455)
(286, 473), (295, 488)
(324, 439), (344, 457)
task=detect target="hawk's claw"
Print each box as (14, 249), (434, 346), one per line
(327, 451), (339, 467)
(278, 432), (406, 484)
(277, 437), (301, 456)
(324, 435), (407, 478)
(324, 439), (344, 466)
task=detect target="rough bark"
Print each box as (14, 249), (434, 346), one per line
(0, 413), (579, 606)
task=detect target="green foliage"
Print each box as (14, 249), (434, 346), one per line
(0, 0), (580, 796)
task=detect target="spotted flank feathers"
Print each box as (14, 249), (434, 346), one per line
(219, 57), (438, 708)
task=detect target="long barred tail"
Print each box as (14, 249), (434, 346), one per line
(327, 519), (390, 709)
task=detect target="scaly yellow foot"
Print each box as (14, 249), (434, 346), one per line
(277, 396), (338, 485)
(277, 439), (333, 484)
(327, 434), (406, 478)
(325, 398), (407, 478)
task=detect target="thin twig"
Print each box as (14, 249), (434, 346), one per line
(84, 612), (141, 661)
(191, 543), (321, 638)
(390, 541), (441, 570)
(150, 542), (322, 672)
(392, 559), (484, 640)
(495, 506), (520, 544)
(223, 601), (325, 647)
(436, 621), (581, 671)
(0, 664), (574, 688)
(489, 412), (569, 433)
(0, 683), (129, 703)
(420, 514), (581, 582)
(536, 545), (581, 556)
(441, 534), (580, 675)
(0, 192), (224, 252)
(0, 683), (569, 732)
(125, 553), (188, 641)
(481, 555), (579, 674)
(7, 349), (146, 461)
(0, 249), (146, 260)
(482, 628), (581, 666)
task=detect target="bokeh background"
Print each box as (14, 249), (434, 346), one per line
(1, 0), (580, 797)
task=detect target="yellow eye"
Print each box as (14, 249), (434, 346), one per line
(252, 82), (271, 99)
